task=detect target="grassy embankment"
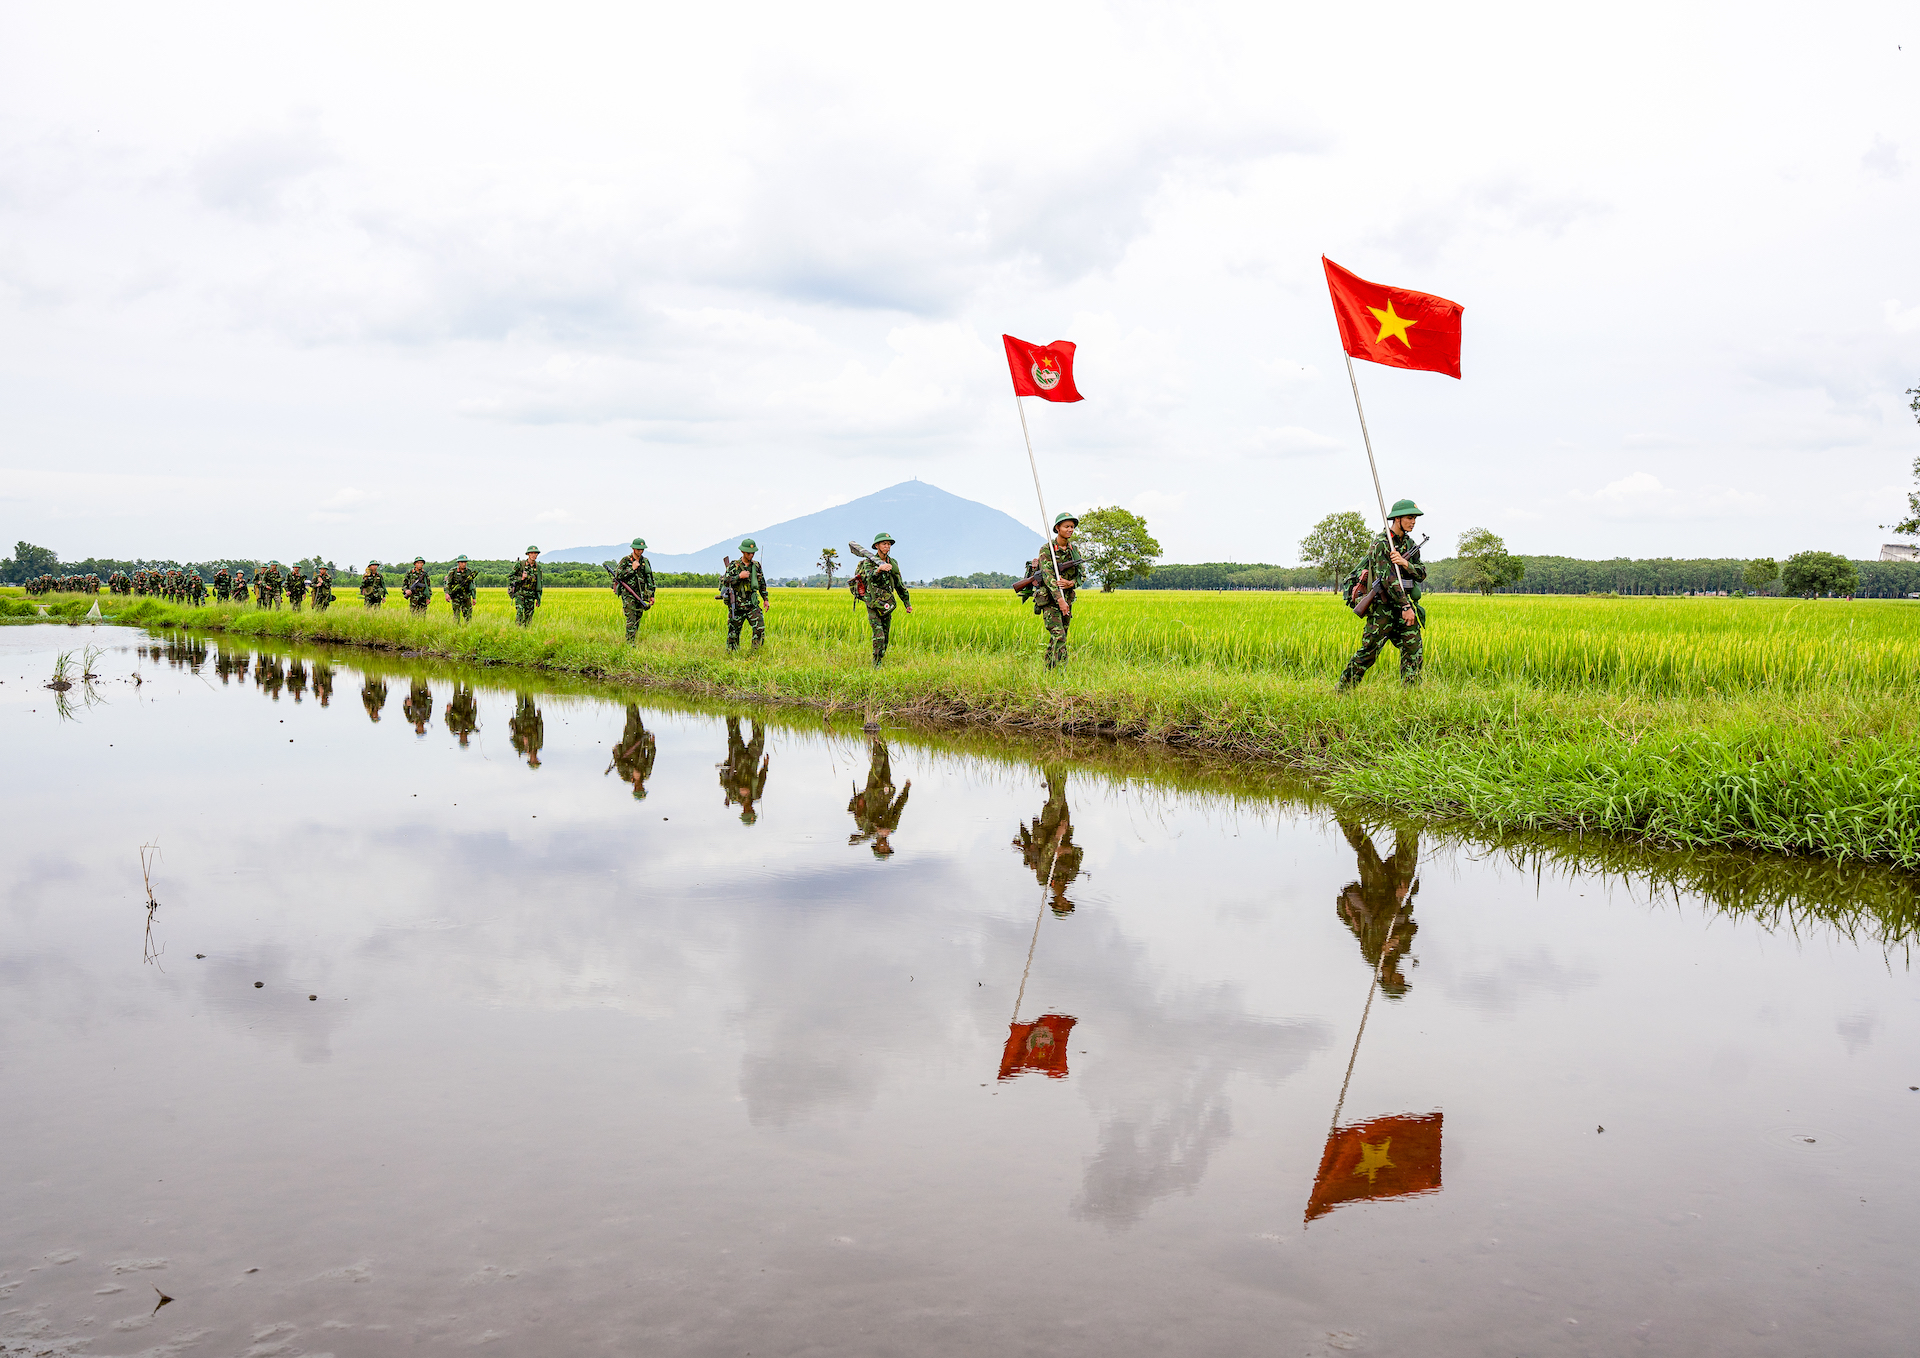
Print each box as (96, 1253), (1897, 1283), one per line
(43, 585), (1920, 870)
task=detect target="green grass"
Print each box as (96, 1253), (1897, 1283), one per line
(88, 587), (1920, 871)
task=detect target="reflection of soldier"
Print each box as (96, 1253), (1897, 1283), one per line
(1013, 769), (1085, 915)
(1335, 818), (1420, 999)
(444, 683), (479, 747)
(609, 705), (657, 798)
(361, 675), (388, 723)
(509, 693), (544, 769)
(718, 716), (769, 824)
(257, 655), (285, 701)
(313, 662), (334, 707)
(287, 659), (307, 702)
(403, 679), (433, 734)
(847, 736), (910, 858)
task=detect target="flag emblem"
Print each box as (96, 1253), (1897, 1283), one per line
(1031, 358), (1061, 390)
(998, 1013), (1077, 1080)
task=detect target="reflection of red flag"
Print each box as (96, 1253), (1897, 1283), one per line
(1322, 257), (1463, 379)
(1304, 1112), (1442, 1223)
(998, 1013), (1077, 1080)
(1002, 335), (1084, 402)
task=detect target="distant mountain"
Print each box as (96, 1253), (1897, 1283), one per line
(545, 481), (1046, 579)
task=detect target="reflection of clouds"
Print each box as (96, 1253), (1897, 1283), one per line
(196, 952), (348, 1065)
(1071, 981), (1329, 1231)
(1447, 946), (1600, 1017)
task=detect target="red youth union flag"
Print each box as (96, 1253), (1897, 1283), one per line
(1322, 257), (1464, 379)
(1002, 335), (1084, 402)
(998, 1013), (1078, 1080)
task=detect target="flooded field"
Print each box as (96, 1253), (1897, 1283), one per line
(4, 624), (1917, 1357)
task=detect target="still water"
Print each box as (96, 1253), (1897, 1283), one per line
(4, 625), (1917, 1357)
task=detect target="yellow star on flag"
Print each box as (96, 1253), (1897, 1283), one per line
(1352, 1137), (1396, 1184)
(1368, 301), (1418, 348)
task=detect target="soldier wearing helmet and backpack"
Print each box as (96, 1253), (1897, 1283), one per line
(1338, 499), (1428, 687)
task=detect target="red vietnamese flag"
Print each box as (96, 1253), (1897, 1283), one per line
(1003, 335), (1084, 402)
(998, 1013), (1077, 1080)
(1304, 1111), (1443, 1223)
(1322, 258), (1463, 379)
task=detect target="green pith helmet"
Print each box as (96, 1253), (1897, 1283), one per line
(270, 560), (279, 566)
(1388, 499), (1424, 518)
(367, 560), (379, 567)
(414, 556), (425, 563)
(526, 545), (540, 554)
(1053, 511), (1079, 528)
(456, 555), (468, 563)
(631, 538), (646, 550)
(740, 538), (757, 552)
(873, 531), (895, 546)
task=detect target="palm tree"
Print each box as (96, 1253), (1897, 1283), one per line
(818, 547), (840, 589)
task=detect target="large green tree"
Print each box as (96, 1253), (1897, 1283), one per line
(1742, 558), (1779, 594)
(1781, 550), (1859, 598)
(1298, 511), (1372, 581)
(1453, 527), (1526, 594)
(1076, 506), (1163, 591)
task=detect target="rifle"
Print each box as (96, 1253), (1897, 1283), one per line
(846, 541), (909, 608)
(1350, 533), (1428, 618)
(601, 560), (651, 610)
(716, 555), (738, 617)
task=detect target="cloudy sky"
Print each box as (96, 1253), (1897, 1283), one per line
(3, 0), (1916, 565)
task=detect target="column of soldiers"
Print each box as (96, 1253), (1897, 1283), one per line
(35, 494), (1423, 680)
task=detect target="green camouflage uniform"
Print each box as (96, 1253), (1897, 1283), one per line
(1335, 817), (1420, 998)
(361, 675), (388, 722)
(508, 559), (542, 626)
(232, 572), (250, 605)
(719, 716), (769, 822)
(402, 563), (431, 614)
(444, 682), (479, 745)
(1338, 529), (1427, 687)
(311, 569), (335, 612)
(612, 553), (656, 641)
(259, 562), (284, 608)
(189, 573), (208, 605)
(851, 553), (910, 665)
(725, 558), (768, 650)
(285, 568), (307, 610)
(444, 563), (478, 622)
(312, 661), (334, 706)
(360, 566), (387, 609)
(1033, 539), (1083, 669)
(510, 693), (544, 767)
(212, 567), (230, 601)
(1013, 769), (1085, 916)
(612, 705), (657, 798)
(403, 679), (433, 733)
(846, 735), (910, 857)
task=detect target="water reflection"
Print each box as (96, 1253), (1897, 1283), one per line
(510, 692), (544, 769)
(403, 678), (433, 735)
(609, 704), (656, 798)
(719, 716), (768, 824)
(1336, 818), (1420, 998)
(1014, 769), (1085, 915)
(444, 681), (478, 747)
(312, 661), (333, 707)
(846, 735), (909, 857)
(361, 674), (387, 723)
(287, 658), (307, 703)
(256, 653), (285, 702)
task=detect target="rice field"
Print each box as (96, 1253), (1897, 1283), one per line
(458, 586), (1918, 696)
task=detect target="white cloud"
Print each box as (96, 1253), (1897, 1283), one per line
(1573, 471), (1765, 521)
(1884, 299), (1920, 334)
